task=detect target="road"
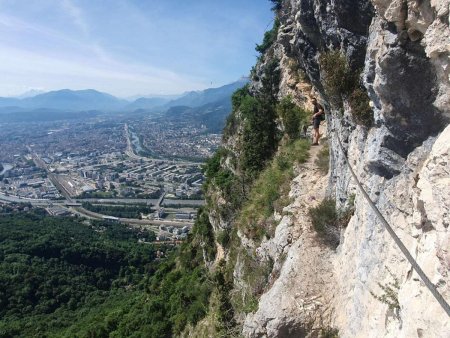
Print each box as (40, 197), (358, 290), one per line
(163, 199), (205, 206)
(27, 146), (74, 202)
(156, 191), (166, 208)
(0, 192), (194, 228)
(0, 192), (204, 207)
(76, 197), (160, 205)
(71, 204), (194, 227)
(0, 192), (49, 205)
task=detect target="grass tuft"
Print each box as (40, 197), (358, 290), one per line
(315, 142), (330, 174)
(239, 139), (309, 242)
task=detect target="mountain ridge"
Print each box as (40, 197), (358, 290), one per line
(0, 79), (248, 114)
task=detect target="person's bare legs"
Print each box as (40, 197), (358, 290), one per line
(313, 127), (319, 144)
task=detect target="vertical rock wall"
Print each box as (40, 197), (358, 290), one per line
(331, 0), (450, 336)
(236, 0), (450, 336)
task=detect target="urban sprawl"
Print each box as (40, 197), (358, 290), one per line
(0, 117), (220, 241)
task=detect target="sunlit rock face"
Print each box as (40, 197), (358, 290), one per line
(232, 1), (450, 337)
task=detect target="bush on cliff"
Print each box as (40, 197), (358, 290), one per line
(255, 19), (280, 54)
(348, 87), (373, 127)
(319, 50), (373, 127)
(319, 50), (357, 103)
(277, 95), (309, 140)
(270, 0), (282, 11)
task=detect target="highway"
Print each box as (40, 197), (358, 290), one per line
(0, 192), (204, 208)
(0, 192), (50, 205)
(10, 142), (202, 233)
(71, 206), (193, 228)
(0, 191), (194, 225)
(76, 197), (160, 205)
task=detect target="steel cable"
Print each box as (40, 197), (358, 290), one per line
(333, 130), (450, 317)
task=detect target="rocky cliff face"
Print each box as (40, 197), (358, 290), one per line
(329, 1), (450, 336)
(193, 0), (450, 337)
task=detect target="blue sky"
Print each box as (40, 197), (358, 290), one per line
(0, 0), (273, 97)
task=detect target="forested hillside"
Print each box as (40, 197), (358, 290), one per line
(0, 209), (215, 337)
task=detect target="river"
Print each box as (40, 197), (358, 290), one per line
(130, 130), (144, 154)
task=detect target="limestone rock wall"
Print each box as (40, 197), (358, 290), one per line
(330, 1), (450, 336)
(332, 125), (450, 337)
(238, 0), (450, 337)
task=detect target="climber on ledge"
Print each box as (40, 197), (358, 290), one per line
(311, 97), (324, 145)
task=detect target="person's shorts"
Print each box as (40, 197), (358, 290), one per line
(313, 118), (320, 129)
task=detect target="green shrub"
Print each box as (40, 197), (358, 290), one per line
(309, 197), (356, 247)
(319, 50), (374, 128)
(203, 148), (242, 208)
(309, 198), (338, 233)
(213, 261), (236, 334)
(371, 281), (400, 311)
(227, 59), (281, 182)
(231, 85), (251, 111)
(287, 58), (308, 85)
(203, 147), (228, 179)
(180, 207), (217, 268)
(216, 230), (230, 248)
(348, 87), (373, 127)
(259, 58), (281, 105)
(223, 85), (251, 140)
(255, 19), (280, 54)
(243, 294), (259, 314)
(240, 95), (278, 179)
(277, 96), (309, 140)
(250, 65), (259, 82)
(370, 268), (400, 312)
(231, 249), (273, 314)
(214, 169), (235, 193)
(0, 212), (215, 337)
(223, 111), (237, 140)
(239, 139), (309, 242)
(308, 198), (340, 247)
(270, 0), (283, 11)
(319, 50), (357, 105)
(320, 327), (340, 338)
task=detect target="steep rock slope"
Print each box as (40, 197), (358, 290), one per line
(252, 0), (449, 336)
(328, 1), (450, 336)
(188, 0), (450, 337)
(243, 139), (335, 337)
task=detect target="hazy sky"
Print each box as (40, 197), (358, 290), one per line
(0, 0), (273, 97)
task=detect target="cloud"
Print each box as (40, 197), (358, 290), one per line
(0, 0), (272, 96)
(0, 45), (208, 96)
(60, 0), (89, 36)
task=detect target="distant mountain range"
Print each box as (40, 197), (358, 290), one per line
(0, 79), (248, 130)
(16, 89), (46, 99)
(0, 89), (126, 112)
(0, 79), (247, 113)
(164, 81), (247, 108)
(165, 97), (233, 133)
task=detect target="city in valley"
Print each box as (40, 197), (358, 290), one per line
(0, 114), (221, 241)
